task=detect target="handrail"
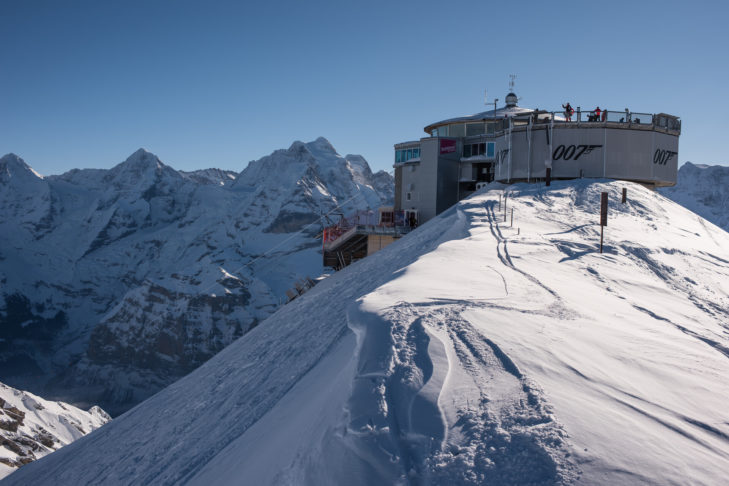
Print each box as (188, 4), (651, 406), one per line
(323, 209), (418, 247)
(513, 108), (680, 130)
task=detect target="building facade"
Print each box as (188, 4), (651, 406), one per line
(394, 92), (681, 224)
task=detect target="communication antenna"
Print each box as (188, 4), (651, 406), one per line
(484, 88), (498, 113)
(506, 74), (522, 105)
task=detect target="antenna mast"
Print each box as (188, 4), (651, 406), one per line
(485, 88), (498, 114)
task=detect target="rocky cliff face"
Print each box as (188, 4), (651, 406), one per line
(0, 382), (110, 480)
(0, 139), (393, 415)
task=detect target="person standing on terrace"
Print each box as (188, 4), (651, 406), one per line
(562, 102), (574, 121)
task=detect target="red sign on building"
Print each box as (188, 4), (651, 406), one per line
(439, 139), (456, 154)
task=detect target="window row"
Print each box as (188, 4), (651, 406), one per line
(395, 147), (420, 163)
(463, 142), (495, 158)
(431, 119), (509, 137)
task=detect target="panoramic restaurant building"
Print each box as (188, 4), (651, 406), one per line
(322, 87), (681, 270)
(394, 91), (681, 224)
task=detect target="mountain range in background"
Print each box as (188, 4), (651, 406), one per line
(0, 138), (393, 416)
(5, 178), (729, 485)
(0, 381), (110, 480)
(659, 161), (729, 232)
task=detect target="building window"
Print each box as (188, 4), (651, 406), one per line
(463, 142), (496, 158)
(449, 124), (465, 137)
(466, 123), (485, 136)
(395, 147), (421, 163)
(406, 192), (412, 201)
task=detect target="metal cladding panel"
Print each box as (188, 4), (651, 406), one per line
(493, 137), (511, 181)
(551, 128), (606, 179)
(510, 130), (530, 180)
(494, 126), (678, 186)
(604, 128), (651, 181)
(649, 131), (679, 185)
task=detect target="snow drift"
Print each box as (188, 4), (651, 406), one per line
(5, 179), (729, 485)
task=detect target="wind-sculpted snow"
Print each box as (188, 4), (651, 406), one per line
(6, 180), (729, 485)
(0, 140), (392, 415)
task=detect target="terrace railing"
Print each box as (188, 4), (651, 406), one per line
(322, 209), (417, 248)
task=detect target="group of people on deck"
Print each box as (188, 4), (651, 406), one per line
(562, 103), (607, 122)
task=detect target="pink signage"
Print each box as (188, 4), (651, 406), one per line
(439, 139), (456, 154)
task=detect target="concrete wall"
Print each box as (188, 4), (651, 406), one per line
(397, 137), (440, 222)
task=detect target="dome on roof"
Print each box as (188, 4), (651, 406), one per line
(505, 92), (518, 107)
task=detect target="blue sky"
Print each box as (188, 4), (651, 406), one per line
(2, 0), (727, 175)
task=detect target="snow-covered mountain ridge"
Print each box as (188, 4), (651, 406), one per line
(6, 179), (728, 485)
(659, 161), (729, 232)
(0, 381), (110, 480)
(0, 138), (393, 415)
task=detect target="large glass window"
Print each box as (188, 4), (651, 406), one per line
(395, 147), (421, 163)
(463, 142), (496, 159)
(449, 124), (465, 137)
(466, 123), (485, 136)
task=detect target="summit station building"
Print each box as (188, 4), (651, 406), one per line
(394, 92), (681, 224)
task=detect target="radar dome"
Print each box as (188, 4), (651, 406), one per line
(505, 92), (518, 107)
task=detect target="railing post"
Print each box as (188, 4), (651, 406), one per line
(577, 106), (581, 123)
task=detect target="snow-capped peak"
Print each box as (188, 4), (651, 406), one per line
(0, 153), (44, 183)
(118, 148), (164, 171)
(0, 381), (110, 480)
(102, 148), (181, 190)
(659, 161), (729, 232)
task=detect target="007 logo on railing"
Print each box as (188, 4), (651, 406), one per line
(654, 149), (677, 165)
(552, 144), (602, 161)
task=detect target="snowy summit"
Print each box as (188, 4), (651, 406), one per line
(5, 179), (729, 485)
(0, 382), (109, 480)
